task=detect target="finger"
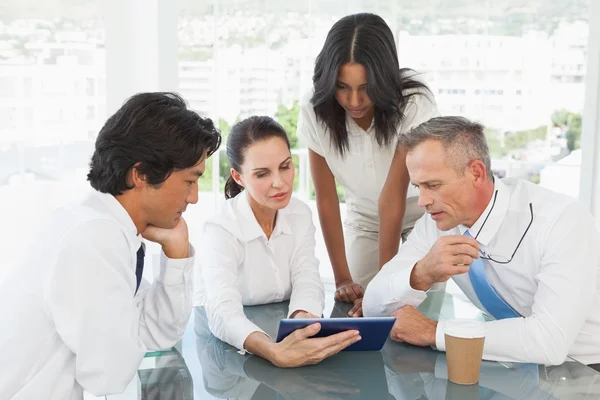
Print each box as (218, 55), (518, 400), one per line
(316, 329), (359, 348)
(452, 254), (474, 266)
(344, 289), (358, 303)
(334, 290), (342, 302)
(322, 332), (362, 358)
(293, 322), (321, 340)
(450, 265), (470, 275)
(442, 235), (480, 249)
(348, 304), (360, 317)
(349, 305), (363, 318)
(451, 244), (480, 259)
(350, 284), (365, 299)
(339, 288), (352, 303)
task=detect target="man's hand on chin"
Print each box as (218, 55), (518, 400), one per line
(390, 306), (437, 347)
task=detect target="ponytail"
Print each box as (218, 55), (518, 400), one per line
(224, 175), (243, 199)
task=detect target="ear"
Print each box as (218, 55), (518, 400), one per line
(129, 162), (148, 188)
(231, 168), (245, 188)
(468, 160), (488, 188)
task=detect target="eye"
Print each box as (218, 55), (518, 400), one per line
(336, 83), (347, 89)
(256, 172), (268, 178)
(428, 184), (440, 189)
(280, 164), (291, 170)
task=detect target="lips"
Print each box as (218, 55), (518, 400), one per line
(270, 192), (288, 199)
(348, 108), (365, 115)
(429, 211), (444, 219)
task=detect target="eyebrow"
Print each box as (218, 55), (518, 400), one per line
(412, 180), (442, 186)
(191, 170), (204, 178)
(251, 157), (292, 171)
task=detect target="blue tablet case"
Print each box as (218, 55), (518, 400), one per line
(275, 317), (396, 351)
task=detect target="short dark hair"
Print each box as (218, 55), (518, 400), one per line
(398, 116), (493, 180)
(312, 13), (432, 156)
(224, 116), (290, 199)
(88, 92), (221, 195)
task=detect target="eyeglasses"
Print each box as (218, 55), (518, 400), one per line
(472, 190), (534, 264)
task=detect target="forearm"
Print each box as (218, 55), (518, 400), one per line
(243, 331), (278, 363)
(315, 197), (351, 284)
(409, 261), (435, 292)
(378, 196), (406, 269)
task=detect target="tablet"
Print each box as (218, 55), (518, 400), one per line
(275, 317), (396, 351)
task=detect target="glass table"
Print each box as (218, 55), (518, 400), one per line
(105, 290), (600, 399)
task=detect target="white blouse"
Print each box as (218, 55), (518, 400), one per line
(194, 192), (325, 351)
(297, 80), (440, 221)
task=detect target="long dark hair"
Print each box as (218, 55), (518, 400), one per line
(88, 92), (221, 195)
(224, 116), (291, 199)
(312, 13), (431, 156)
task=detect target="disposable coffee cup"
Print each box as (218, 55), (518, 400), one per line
(444, 319), (486, 385)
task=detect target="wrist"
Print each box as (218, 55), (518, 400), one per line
(410, 262), (432, 291)
(334, 273), (353, 286)
(162, 241), (189, 259)
(266, 342), (281, 366)
(427, 321), (438, 347)
(290, 309), (306, 318)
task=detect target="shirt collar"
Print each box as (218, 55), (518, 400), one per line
(346, 114), (374, 136)
(458, 178), (510, 246)
(235, 191), (293, 243)
(90, 189), (143, 248)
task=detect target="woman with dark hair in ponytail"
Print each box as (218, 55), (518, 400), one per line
(297, 13), (440, 316)
(194, 116), (361, 367)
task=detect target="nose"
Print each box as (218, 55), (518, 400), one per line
(349, 90), (361, 108)
(187, 186), (199, 205)
(272, 172), (284, 189)
(417, 190), (433, 208)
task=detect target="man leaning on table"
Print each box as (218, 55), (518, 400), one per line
(0, 92), (221, 399)
(363, 116), (600, 370)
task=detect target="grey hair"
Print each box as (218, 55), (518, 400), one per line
(398, 116), (493, 180)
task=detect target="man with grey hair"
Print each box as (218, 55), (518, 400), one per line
(363, 116), (600, 369)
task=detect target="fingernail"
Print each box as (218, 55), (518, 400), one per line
(355, 336), (362, 341)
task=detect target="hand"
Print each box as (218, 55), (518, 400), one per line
(271, 323), (361, 368)
(142, 217), (189, 259)
(348, 298), (363, 318)
(389, 306), (437, 347)
(334, 280), (364, 303)
(291, 310), (320, 319)
(411, 235), (480, 291)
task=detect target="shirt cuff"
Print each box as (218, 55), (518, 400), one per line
(287, 299), (324, 318)
(391, 264), (428, 307)
(231, 317), (271, 353)
(435, 319), (447, 352)
(158, 244), (195, 285)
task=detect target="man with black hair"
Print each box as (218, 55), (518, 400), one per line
(0, 92), (221, 399)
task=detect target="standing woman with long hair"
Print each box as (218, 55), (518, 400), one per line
(297, 13), (440, 315)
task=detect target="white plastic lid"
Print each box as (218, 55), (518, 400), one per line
(444, 319), (486, 339)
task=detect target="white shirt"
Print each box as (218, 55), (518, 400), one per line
(0, 190), (195, 400)
(297, 83), (440, 226)
(194, 192), (325, 351)
(363, 178), (600, 365)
